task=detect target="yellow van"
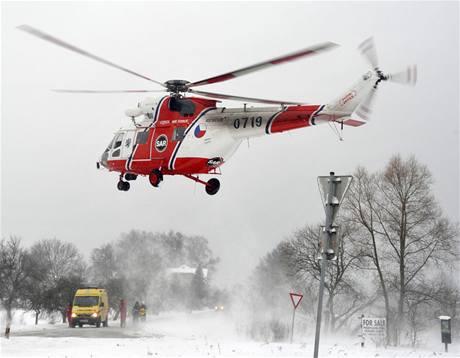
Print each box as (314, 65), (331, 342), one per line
(71, 288), (109, 328)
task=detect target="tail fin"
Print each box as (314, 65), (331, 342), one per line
(325, 72), (375, 114)
(312, 72), (376, 127)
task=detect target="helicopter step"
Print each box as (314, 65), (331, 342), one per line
(183, 174), (220, 195)
(124, 173), (137, 181)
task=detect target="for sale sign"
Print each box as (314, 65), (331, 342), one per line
(361, 317), (386, 337)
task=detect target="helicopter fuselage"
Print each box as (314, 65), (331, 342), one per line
(100, 96), (326, 179)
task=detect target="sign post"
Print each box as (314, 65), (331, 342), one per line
(358, 314), (365, 347)
(289, 292), (303, 343)
(313, 172), (353, 358)
(439, 316), (452, 352)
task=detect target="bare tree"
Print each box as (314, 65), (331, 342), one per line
(29, 239), (86, 322)
(345, 156), (459, 345)
(345, 166), (394, 343)
(190, 264), (208, 309)
(406, 269), (460, 340)
(375, 155), (458, 343)
(90, 243), (127, 315)
(90, 243), (118, 283)
(22, 254), (49, 325)
(0, 237), (32, 334)
(287, 223), (374, 332)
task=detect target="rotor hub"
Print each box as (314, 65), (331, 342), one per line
(373, 67), (389, 88)
(165, 79), (190, 93)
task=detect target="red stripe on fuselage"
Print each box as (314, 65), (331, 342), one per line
(106, 97), (218, 176)
(269, 105), (321, 133)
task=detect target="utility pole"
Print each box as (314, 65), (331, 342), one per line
(313, 172), (352, 358)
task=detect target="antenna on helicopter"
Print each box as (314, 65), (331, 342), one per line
(124, 108), (143, 126)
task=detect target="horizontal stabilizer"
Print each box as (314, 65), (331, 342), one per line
(314, 113), (367, 127)
(340, 117), (367, 127)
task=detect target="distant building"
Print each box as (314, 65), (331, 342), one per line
(167, 264), (208, 279)
(166, 265), (209, 310)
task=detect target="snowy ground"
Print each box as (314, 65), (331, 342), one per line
(1, 310), (459, 358)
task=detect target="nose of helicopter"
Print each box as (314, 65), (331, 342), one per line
(98, 150), (109, 169)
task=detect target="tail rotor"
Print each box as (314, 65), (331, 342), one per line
(387, 65), (417, 86)
(358, 37), (379, 71)
(355, 37), (417, 121)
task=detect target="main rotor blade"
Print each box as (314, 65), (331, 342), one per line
(18, 25), (166, 88)
(52, 89), (166, 93)
(188, 42), (338, 88)
(388, 65), (417, 86)
(358, 37), (379, 70)
(188, 89), (305, 105)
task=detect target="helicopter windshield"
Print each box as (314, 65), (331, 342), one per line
(104, 138), (114, 153)
(109, 132), (124, 158)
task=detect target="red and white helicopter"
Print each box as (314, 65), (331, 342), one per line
(19, 26), (416, 195)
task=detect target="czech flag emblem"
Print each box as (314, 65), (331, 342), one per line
(194, 124), (206, 138)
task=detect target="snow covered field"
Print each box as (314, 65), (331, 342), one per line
(1, 310), (459, 358)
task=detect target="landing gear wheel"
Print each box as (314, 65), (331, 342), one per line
(149, 169), (163, 188)
(205, 178), (220, 195)
(117, 181), (130, 191)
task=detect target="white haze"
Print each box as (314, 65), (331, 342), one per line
(1, 2), (459, 287)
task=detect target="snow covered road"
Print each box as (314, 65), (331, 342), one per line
(1, 310), (459, 357)
(9, 325), (162, 339)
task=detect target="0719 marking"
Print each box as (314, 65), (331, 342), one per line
(233, 116), (263, 129)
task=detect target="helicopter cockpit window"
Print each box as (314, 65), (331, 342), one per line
(113, 133), (124, 149)
(111, 133), (124, 158)
(136, 131), (149, 145)
(104, 138), (114, 153)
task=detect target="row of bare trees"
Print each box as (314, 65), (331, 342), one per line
(0, 238), (85, 327)
(0, 230), (221, 328)
(247, 155), (459, 346)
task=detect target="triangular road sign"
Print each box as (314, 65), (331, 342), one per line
(289, 292), (303, 309)
(317, 175), (353, 223)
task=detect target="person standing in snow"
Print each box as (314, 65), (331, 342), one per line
(139, 301), (147, 322)
(132, 301), (140, 323)
(66, 303), (73, 327)
(119, 299), (127, 328)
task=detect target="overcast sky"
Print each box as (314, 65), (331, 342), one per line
(2, 1), (459, 287)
